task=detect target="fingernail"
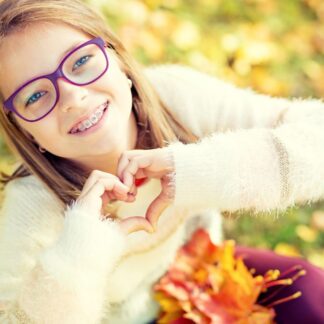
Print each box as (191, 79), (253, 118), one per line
(126, 194), (135, 202)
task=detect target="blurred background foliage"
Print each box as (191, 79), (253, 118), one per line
(1, 0), (323, 266)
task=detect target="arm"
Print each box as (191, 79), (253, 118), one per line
(146, 65), (324, 213)
(0, 178), (126, 323)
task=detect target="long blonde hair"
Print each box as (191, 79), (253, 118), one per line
(0, 0), (198, 205)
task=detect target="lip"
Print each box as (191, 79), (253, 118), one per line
(68, 101), (110, 136)
(68, 101), (109, 134)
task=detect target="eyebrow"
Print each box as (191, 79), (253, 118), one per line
(59, 40), (86, 62)
(8, 39), (87, 97)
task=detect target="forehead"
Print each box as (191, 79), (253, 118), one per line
(0, 22), (91, 98)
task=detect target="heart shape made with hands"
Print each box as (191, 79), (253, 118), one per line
(115, 177), (153, 235)
(112, 148), (176, 235)
(113, 176), (174, 235)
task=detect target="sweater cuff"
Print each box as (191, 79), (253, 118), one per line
(39, 202), (126, 286)
(167, 129), (282, 213)
(167, 139), (217, 211)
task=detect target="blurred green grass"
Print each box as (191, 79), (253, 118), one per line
(1, 0), (323, 266)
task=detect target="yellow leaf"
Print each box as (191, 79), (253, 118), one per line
(139, 29), (165, 60)
(238, 40), (278, 65)
(221, 34), (240, 54)
(295, 224), (318, 243)
(251, 67), (290, 96)
(157, 310), (184, 324)
(149, 11), (177, 36)
(0, 160), (16, 174)
(308, 252), (324, 269)
(274, 243), (301, 257)
(172, 21), (200, 50)
(154, 230), (300, 324)
(122, 0), (148, 24)
(154, 292), (182, 313)
(233, 59), (251, 76)
(311, 210), (324, 232)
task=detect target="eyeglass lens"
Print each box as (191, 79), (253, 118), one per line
(13, 43), (107, 121)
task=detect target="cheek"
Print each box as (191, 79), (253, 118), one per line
(95, 71), (133, 108)
(14, 119), (36, 142)
(101, 56), (130, 96)
(18, 118), (57, 146)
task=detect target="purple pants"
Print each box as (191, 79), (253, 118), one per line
(235, 247), (324, 324)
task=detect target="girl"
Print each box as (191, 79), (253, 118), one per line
(0, 0), (323, 323)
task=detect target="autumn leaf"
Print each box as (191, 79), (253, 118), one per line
(154, 229), (304, 324)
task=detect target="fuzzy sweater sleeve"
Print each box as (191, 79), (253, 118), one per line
(0, 177), (126, 323)
(145, 64), (324, 214)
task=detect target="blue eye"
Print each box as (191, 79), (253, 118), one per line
(72, 55), (91, 71)
(26, 91), (46, 106)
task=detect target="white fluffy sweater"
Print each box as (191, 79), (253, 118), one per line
(0, 65), (323, 323)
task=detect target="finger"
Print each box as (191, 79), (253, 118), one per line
(109, 185), (136, 203)
(79, 170), (108, 198)
(117, 150), (147, 180)
(146, 194), (170, 231)
(102, 191), (110, 205)
(77, 180), (106, 211)
(101, 191), (110, 215)
(107, 184), (137, 203)
(105, 191), (118, 202)
(125, 194), (136, 203)
(128, 182), (137, 195)
(80, 177), (129, 206)
(119, 217), (154, 235)
(117, 153), (130, 181)
(98, 179), (129, 202)
(122, 156), (151, 188)
(120, 181), (137, 203)
(80, 171), (122, 200)
(146, 174), (174, 229)
(123, 173), (134, 191)
(104, 178), (130, 195)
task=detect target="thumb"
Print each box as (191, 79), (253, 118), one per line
(146, 193), (170, 231)
(119, 217), (154, 235)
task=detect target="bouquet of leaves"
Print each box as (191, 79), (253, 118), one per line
(154, 229), (305, 324)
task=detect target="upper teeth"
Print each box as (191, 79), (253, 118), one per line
(71, 102), (107, 133)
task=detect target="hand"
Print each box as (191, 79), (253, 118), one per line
(76, 170), (154, 235)
(117, 147), (175, 230)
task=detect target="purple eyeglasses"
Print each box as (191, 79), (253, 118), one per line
(3, 37), (109, 122)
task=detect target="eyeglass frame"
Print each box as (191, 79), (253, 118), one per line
(3, 36), (109, 122)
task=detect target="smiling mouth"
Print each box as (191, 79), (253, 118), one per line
(68, 101), (109, 134)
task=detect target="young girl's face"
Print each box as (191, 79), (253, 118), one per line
(0, 22), (137, 171)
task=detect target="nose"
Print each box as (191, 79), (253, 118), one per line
(56, 78), (88, 112)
